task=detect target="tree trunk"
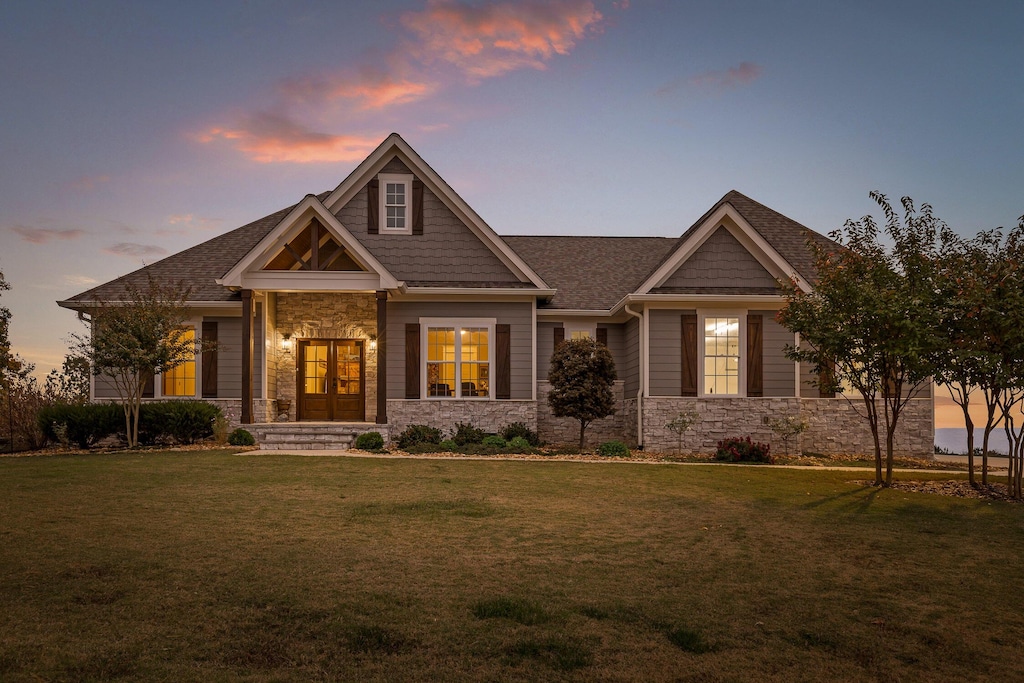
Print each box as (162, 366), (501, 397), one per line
(963, 407), (976, 486)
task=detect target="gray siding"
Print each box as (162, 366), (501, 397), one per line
(649, 309), (690, 396)
(537, 321), (558, 378)
(208, 317), (242, 399)
(335, 156), (522, 284)
(387, 301), (533, 400)
(752, 310), (795, 397)
(601, 324), (626, 382)
(623, 317), (640, 396)
(661, 226), (777, 289)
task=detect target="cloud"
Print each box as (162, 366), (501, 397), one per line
(70, 174), (111, 191)
(399, 0), (604, 80)
(198, 112), (384, 164)
(656, 62), (764, 97)
(104, 243), (169, 259)
(63, 275), (98, 287)
(197, 0), (615, 164)
(158, 214), (224, 236)
(10, 226), (86, 244)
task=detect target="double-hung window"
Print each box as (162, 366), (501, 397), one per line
(162, 326), (197, 397)
(422, 319), (494, 398)
(702, 315), (740, 395)
(378, 173), (412, 234)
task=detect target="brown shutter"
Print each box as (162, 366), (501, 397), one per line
(142, 371), (154, 398)
(405, 323), (420, 399)
(596, 327), (608, 347)
(819, 359), (836, 398)
(554, 326), (565, 348)
(496, 324), (511, 399)
(367, 178), (379, 234)
(681, 314), (698, 397)
(746, 315), (763, 397)
(202, 321), (218, 398)
(412, 179), (424, 235)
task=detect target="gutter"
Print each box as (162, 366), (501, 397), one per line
(623, 303), (644, 448)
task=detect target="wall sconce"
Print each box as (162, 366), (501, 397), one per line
(368, 335), (377, 351)
(281, 333), (292, 352)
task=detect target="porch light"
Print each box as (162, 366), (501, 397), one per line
(281, 333), (292, 352)
(368, 335), (377, 351)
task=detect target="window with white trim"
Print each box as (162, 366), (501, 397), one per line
(162, 326), (197, 397)
(378, 173), (412, 234)
(702, 316), (740, 395)
(565, 323), (596, 340)
(422, 319), (494, 398)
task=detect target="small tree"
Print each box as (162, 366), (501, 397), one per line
(779, 193), (940, 487)
(665, 410), (700, 454)
(44, 352), (91, 405)
(547, 337), (617, 451)
(767, 415), (808, 457)
(74, 277), (210, 448)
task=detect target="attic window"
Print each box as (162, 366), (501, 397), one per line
(263, 219), (363, 271)
(379, 173), (413, 234)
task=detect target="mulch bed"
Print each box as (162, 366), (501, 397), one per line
(858, 479), (1021, 502)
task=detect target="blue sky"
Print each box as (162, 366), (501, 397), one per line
(1, 1), (1021, 428)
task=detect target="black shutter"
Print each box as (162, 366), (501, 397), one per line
(681, 314), (698, 397)
(596, 327), (608, 347)
(412, 179), (424, 235)
(405, 323), (420, 399)
(554, 326), (565, 348)
(819, 359), (836, 398)
(746, 314), (763, 397)
(142, 371), (154, 398)
(202, 321), (218, 398)
(367, 178), (379, 234)
(496, 324), (511, 399)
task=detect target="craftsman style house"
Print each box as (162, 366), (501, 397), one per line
(59, 134), (933, 455)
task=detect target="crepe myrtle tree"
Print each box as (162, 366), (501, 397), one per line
(73, 276), (214, 448)
(778, 193), (941, 487)
(547, 337), (617, 451)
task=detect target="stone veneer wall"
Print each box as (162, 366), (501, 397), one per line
(639, 397), (934, 458)
(274, 293), (379, 423)
(536, 380), (626, 448)
(387, 399), (536, 440)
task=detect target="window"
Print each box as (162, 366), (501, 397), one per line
(423, 319), (493, 398)
(162, 326), (197, 396)
(565, 323), (595, 340)
(703, 316), (740, 395)
(378, 173), (412, 234)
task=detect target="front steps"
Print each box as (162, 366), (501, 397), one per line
(249, 422), (384, 451)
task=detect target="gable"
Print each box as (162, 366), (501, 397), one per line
(263, 218), (364, 272)
(334, 154), (526, 286)
(655, 226), (779, 292)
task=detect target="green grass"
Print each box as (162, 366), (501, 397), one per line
(0, 450), (1022, 681)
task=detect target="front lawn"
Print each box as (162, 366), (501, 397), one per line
(0, 451), (1021, 681)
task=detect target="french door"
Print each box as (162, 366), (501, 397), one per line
(297, 339), (365, 421)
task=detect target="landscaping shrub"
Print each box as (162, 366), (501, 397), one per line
(228, 428), (256, 446)
(508, 436), (531, 451)
(715, 436), (773, 464)
(37, 403), (123, 449)
(482, 435), (506, 448)
(354, 431), (385, 450)
(439, 439), (458, 452)
(451, 422), (486, 446)
(597, 440), (630, 457)
(397, 424), (442, 449)
(501, 421), (540, 446)
(136, 401), (221, 445)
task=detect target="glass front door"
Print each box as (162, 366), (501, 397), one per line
(297, 339), (365, 421)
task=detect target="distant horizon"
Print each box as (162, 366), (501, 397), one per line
(934, 428), (1009, 456)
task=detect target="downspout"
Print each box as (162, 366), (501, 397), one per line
(624, 303), (645, 448)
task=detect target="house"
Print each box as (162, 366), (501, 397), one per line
(59, 134), (934, 455)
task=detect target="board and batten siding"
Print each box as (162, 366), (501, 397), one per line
(648, 309), (689, 396)
(623, 317), (640, 397)
(751, 310), (795, 397)
(386, 301), (533, 400)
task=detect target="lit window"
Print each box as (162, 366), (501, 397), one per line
(162, 327), (196, 396)
(423, 320), (492, 398)
(703, 316), (739, 395)
(379, 173), (412, 234)
(565, 323), (595, 340)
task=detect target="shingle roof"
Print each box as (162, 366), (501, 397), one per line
(502, 236), (677, 310)
(61, 196), (325, 305)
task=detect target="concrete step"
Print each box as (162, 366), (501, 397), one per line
(249, 422), (384, 450)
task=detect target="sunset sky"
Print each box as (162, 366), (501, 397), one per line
(1, 1), (1021, 428)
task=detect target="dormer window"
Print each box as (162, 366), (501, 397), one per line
(378, 173), (413, 234)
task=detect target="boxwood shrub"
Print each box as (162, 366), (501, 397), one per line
(354, 431), (385, 450)
(397, 424), (442, 450)
(37, 403), (123, 448)
(597, 440), (630, 457)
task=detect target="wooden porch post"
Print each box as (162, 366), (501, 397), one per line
(241, 289), (253, 424)
(375, 290), (388, 425)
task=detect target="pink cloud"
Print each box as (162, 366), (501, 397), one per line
(280, 70), (437, 110)
(197, 113), (384, 164)
(400, 0), (604, 80)
(11, 226), (86, 244)
(690, 62), (763, 90)
(104, 243), (169, 259)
